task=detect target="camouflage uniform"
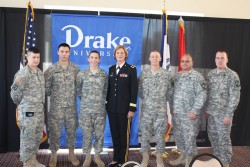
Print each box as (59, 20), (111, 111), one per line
(173, 69), (206, 157)
(138, 67), (172, 154)
(76, 68), (108, 153)
(206, 68), (241, 164)
(10, 65), (45, 162)
(44, 61), (80, 152)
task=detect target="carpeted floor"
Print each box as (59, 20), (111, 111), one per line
(0, 146), (249, 167)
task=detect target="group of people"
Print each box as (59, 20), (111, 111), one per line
(138, 51), (240, 167)
(10, 43), (241, 167)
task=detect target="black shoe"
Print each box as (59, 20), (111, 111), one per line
(107, 162), (119, 167)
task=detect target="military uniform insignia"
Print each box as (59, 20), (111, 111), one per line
(235, 81), (240, 87)
(44, 72), (48, 77)
(26, 112), (34, 117)
(110, 72), (114, 77)
(12, 84), (18, 90)
(120, 73), (128, 77)
(201, 83), (207, 89)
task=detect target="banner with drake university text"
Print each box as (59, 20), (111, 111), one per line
(52, 14), (144, 147)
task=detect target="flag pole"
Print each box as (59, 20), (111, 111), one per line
(22, 2), (30, 66)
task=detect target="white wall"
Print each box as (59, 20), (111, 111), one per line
(1, 0), (250, 19)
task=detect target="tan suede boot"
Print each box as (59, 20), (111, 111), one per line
(169, 153), (185, 166)
(68, 149), (80, 166)
(94, 153), (105, 167)
(23, 159), (34, 167)
(49, 151), (57, 167)
(82, 153), (91, 167)
(185, 157), (193, 167)
(32, 155), (45, 167)
(141, 152), (149, 167)
(156, 153), (164, 167)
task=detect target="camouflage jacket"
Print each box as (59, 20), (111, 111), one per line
(44, 61), (80, 107)
(76, 68), (108, 113)
(138, 67), (173, 111)
(205, 68), (241, 118)
(10, 65), (45, 110)
(173, 69), (207, 114)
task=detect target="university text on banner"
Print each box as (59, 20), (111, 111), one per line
(52, 14), (144, 147)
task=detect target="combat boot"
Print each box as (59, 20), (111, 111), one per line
(94, 153), (105, 167)
(23, 159), (34, 167)
(69, 149), (80, 166)
(32, 155), (46, 167)
(141, 152), (149, 167)
(49, 151), (57, 167)
(82, 153), (91, 167)
(185, 156), (193, 167)
(169, 153), (185, 166)
(156, 153), (164, 167)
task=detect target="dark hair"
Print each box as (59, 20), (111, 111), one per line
(216, 51), (228, 59)
(89, 50), (100, 58)
(58, 43), (70, 51)
(27, 47), (40, 54)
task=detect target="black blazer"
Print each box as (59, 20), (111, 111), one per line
(106, 62), (138, 114)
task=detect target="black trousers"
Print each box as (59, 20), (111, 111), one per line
(108, 112), (131, 164)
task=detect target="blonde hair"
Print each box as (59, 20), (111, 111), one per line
(113, 45), (128, 60)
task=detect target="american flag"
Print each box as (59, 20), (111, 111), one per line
(21, 2), (36, 67)
(18, 2), (47, 143)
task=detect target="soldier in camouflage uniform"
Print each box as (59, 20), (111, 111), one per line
(44, 43), (80, 167)
(76, 51), (108, 167)
(138, 51), (172, 167)
(10, 47), (46, 167)
(205, 51), (241, 167)
(169, 54), (207, 167)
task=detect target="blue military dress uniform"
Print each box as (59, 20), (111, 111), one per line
(106, 62), (138, 165)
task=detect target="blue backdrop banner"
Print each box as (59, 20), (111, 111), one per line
(52, 14), (144, 147)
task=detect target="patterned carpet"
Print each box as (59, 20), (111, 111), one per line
(0, 146), (249, 167)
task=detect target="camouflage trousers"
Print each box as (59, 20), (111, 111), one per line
(207, 114), (232, 164)
(79, 112), (106, 153)
(48, 105), (77, 152)
(140, 109), (168, 154)
(18, 107), (44, 162)
(172, 113), (200, 157)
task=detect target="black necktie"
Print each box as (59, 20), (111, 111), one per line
(116, 66), (120, 74)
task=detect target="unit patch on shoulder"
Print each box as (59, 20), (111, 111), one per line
(235, 81), (240, 87)
(12, 84), (18, 90)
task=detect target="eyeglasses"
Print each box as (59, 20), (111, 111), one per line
(181, 60), (191, 63)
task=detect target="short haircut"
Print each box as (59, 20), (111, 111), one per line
(27, 47), (40, 55)
(150, 50), (161, 56)
(216, 51), (228, 59)
(113, 45), (128, 60)
(89, 50), (100, 58)
(150, 50), (160, 54)
(58, 43), (70, 51)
